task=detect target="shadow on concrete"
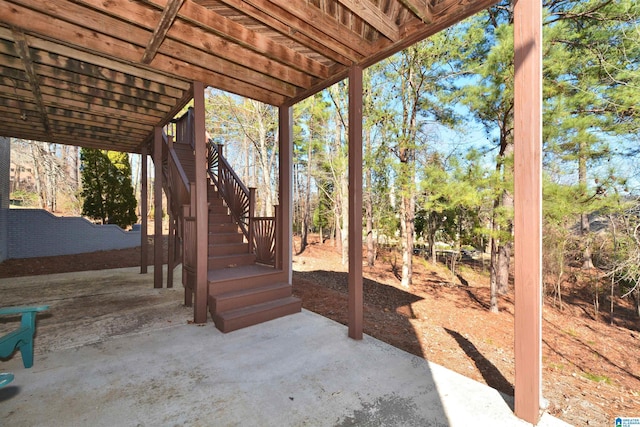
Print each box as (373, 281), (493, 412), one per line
(0, 267), (565, 426)
(0, 267), (453, 426)
(0, 385), (20, 402)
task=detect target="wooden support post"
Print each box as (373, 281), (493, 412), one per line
(167, 133), (174, 286)
(167, 195), (174, 288)
(153, 127), (163, 289)
(348, 65), (363, 340)
(514, 0), (543, 423)
(278, 105), (293, 283)
(193, 81), (208, 324)
(140, 146), (148, 274)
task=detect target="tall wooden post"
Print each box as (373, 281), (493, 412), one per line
(513, 0), (543, 423)
(278, 105), (293, 284)
(140, 146), (148, 274)
(193, 81), (208, 324)
(153, 127), (163, 288)
(167, 191), (174, 288)
(348, 65), (363, 340)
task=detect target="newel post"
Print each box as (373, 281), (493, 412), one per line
(274, 204), (281, 270)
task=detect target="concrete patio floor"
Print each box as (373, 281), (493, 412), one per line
(0, 267), (569, 426)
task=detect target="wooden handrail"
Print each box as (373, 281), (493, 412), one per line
(207, 140), (253, 241)
(169, 107), (278, 268)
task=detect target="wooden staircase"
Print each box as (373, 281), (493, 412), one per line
(164, 119), (301, 333)
(206, 188), (301, 332)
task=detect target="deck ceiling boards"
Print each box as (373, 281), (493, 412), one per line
(0, 0), (499, 153)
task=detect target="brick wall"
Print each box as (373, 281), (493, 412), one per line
(7, 209), (141, 259)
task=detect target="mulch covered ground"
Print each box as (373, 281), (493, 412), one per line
(1, 236), (639, 426)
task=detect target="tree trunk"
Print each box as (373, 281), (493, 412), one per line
(489, 236), (499, 312)
(340, 171), (349, 266)
(400, 192), (414, 288)
(300, 137), (312, 252)
(365, 131), (375, 267)
(579, 142), (594, 269)
(496, 241), (512, 294)
(428, 232), (436, 264)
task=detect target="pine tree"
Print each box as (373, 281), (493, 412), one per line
(80, 149), (137, 228)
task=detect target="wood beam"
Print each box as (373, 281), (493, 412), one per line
(153, 127), (164, 289)
(10, 28), (51, 137)
(47, 109), (150, 132)
(365, 0), (500, 67)
(31, 66), (181, 106)
(37, 77), (175, 112)
(154, 83), (194, 129)
(513, 0), (543, 423)
(0, 2), (286, 104)
(264, 0), (375, 57)
(141, 146), (149, 274)
(335, 0), (401, 41)
(0, 28), (189, 91)
(278, 105), (293, 284)
(67, 0), (315, 90)
(398, 0), (434, 23)
(216, 0), (357, 66)
(193, 81), (208, 324)
(141, 0), (185, 64)
(146, 0), (330, 79)
(348, 64), (363, 340)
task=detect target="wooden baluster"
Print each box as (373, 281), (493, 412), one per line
(218, 144), (225, 200)
(248, 187), (256, 254)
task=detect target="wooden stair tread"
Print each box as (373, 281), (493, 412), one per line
(207, 264), (280, 283)
(214, 281), (291, 300)
(212, 296), (302, 332)
(210, 282), (292, 313)
(216, 296), (300, 319)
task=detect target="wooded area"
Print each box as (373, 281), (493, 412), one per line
(9, 0), (639, 319)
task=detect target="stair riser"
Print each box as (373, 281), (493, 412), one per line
(209, 223), (238, 233)
(209, 271), (288, 295)
(209, 234), (244, 244)
(209, 206), (228, 215)
(210, 286), (292, 313)
(209, 243), (248, 256)
(208, 254), (255, 270)
(212, 299), (302, 333)
(209, 213), (233, 223)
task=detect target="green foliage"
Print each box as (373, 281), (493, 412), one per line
(9, 189), (39, 207)
(581, 371), (611, 385)
(80, 149), (137, 228)
(418, 149), (491, 251)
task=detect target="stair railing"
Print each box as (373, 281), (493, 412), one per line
(161, 132), (191, 224)
(207, 141), (252, 240)
(252, 205), (278, 266)
(207, 140), (277, 267)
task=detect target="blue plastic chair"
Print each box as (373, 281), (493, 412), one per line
(0, 372), (14, 388)
(0, 305), (49, 368)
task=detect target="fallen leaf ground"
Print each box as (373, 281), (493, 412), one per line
(1, 236), (638, 426)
